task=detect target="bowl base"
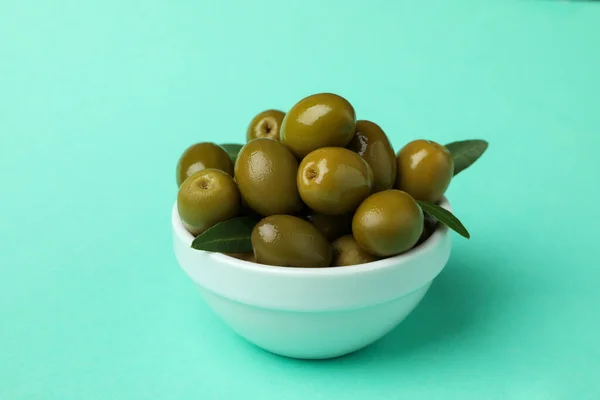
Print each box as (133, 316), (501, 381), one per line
(197, 283), (431, 360)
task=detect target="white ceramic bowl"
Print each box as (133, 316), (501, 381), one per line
(172, 198), (452, 359)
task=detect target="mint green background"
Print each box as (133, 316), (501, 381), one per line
(1, 1), (599, 399)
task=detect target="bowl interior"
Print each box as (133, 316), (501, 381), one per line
(173, 197), (452, 276)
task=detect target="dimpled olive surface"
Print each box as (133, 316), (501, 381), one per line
(352, 189), (424, 257)
(297, 147), (373, 215)
(235, 138), (303, 216)
(251, 215), (332, 267)
(347, 120), (397, 192)
(395, 139), (454, 203)
(176, 142), (234, 186)
(177, 169), (240, 236)
(280, 93), (356, 158)
(3, 2), (600, 399)
(332, 235), (378, 267)
(246, 109), (285, 142)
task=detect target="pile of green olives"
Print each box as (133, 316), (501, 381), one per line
(176, 93), (454, 268)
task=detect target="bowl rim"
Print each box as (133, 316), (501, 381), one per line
(172, 196), (451, 277)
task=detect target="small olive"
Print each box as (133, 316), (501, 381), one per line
(246, 110), (285, 142)
(177, 169), (240, 236)
(331, 235), (378, 267)
(251, 215), (332, 267)
(395, 139), (454, 203)
(352, 190), (424, 257)
(304, 212), (352, 242)
(297, 147), (373, 215)
(280, 93), (356, 158)
(347, 120), (396, 192)
(176, 142), (234, 187)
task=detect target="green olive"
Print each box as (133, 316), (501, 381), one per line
(347, 120), (396, 192)
(177, 169), (241, 236)
(304, 212), (352, 242)
(176, 142), (234, 187)
(331, 235), (378, 267)
(235, 138), (303, 216)
(297, 147), (373, 215)
(352, 190), (423, 257)
(246, 110), (285, 142)
(251, 215), (332, 267)
(280, 93), (356, 158)
(395, 139), (454, 203)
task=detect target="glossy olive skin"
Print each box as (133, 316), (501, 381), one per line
(297, 147), (373, 215)
(246, 110), (285, 142)
(251, 215), (332, 267)
(235, 138), (303, 216)
(347, 120), (396, 192)
(176, 142), (234, 187)
(352, 190), (424, 257)
(280, 93), (356, 158)
(304, 212), (352, 242)
(332, 235), (378, 267)
(177, 169), (240, 236)
(395, 140), (454, 203)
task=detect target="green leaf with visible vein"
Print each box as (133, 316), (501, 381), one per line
(417, 200), (470, 239)
(445, 139), (488, 176)
(191, 216), (259, 253)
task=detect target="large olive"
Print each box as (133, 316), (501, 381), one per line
(347, 120), (396, 192)
(297, 147), (373, 215)
(246, 110), (285, 142)
(395, 139), (454, 203)
(251, 215), (332, 267)
(176, 142), (234, 187)
(331, 235), (378, 267)
(177, 169), (241, 236)
(235, 138), (303, 216)
(304, 212), (352, 242)
(352, 190), (423, 257)
(280, 93), (356, 158)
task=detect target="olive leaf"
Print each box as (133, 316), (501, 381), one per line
(417, 200), (470, 239)
(191, 216), (259, 253)
(220, 143), (244, 163)
(444, 139), (488, 176)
